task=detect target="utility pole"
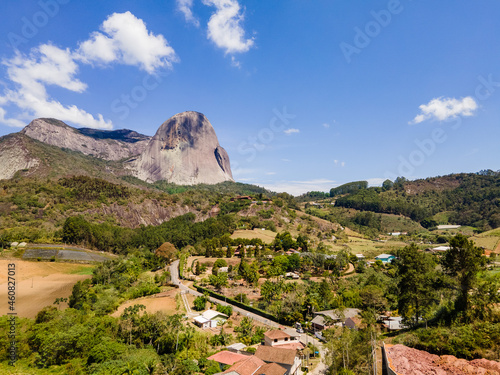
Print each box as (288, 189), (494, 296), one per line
(371, 331), (377, 375)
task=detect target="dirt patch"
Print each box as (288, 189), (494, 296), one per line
(0, 260), (94, 318)
(0, 260), (94, 283)
(111, 288), (180, 318)
(386, 344), (500, 375)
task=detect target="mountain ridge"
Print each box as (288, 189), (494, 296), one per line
(1, 112), (233, 185)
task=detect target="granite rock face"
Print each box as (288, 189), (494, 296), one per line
(21, 118), (150, 161)
(130, 111), (233, 185)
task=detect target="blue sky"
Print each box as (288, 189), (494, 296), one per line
(1, 1), (499, 195)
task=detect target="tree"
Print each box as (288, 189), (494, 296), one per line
(397, 244), (436, 326)
(441, 234), (486, 320)
(193, 296), (207, 311)
(209, 272), (229, 291)
(155, 242), (177, 263)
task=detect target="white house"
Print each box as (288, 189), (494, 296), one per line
(263, 329), (303, 350)
(193, 310), (228, 329)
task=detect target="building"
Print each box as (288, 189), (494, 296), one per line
(227, 343), (247, 354)
(221, 355), (287, 375)
(375, 254), (396, 264)
(311, 308), (361, 331)
(207, 351), (249, 371)
(263, 329), (304, 350)
(255, 346), (301, 375)
(431, 246), (450, 252)
(193, 310), (228, 329)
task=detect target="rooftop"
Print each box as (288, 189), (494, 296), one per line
(255, 346), (297, 365)
(264, 330), (291, 340)
(208, 351), (249, 366)
(222, 356), (266, 375)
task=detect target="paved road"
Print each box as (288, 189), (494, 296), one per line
(169, 259), (327, 370)
(169, 260), (280, 327)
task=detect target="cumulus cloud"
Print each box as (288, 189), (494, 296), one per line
(0, 12), (176, 129)
(202, 0), (254, 54)
(0, 44), (111, 129)
(76, 11), (178, 74)
(177, 0), (200, 27)
(284, 128), (300, 135)
(410, 96), (478, 124)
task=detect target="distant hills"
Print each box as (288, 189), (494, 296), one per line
(0, 111), (233, 185)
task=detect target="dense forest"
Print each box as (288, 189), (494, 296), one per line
(334, 172), (500, 230)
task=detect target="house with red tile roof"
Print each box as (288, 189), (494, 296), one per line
(207, 351), (250, 371)
(263, 329), (304, 350)
(255, 346), (301, 375)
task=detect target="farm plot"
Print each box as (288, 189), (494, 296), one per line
(23, 248), (110, 262)
(0, 260), (94, 318)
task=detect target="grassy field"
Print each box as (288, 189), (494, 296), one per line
(230, 229), (277, 243)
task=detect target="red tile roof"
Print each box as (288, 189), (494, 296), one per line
(264, 330), (291, 340)
(255, 346), (297, 365)
(256, 363), (287, 375)
(208, 351), (249, 365)
(222, 356), (266, 375)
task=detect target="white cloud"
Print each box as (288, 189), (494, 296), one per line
(76, 11), (178, 74)
(262, 179), (336, 196)
(281, 158), (290, 162)
(202, 0), (254, 54)
(0, 12), (175, 129)
(266, 172), (276, 175)
(322, 123), (330, 128)
(410, 96), (478, 124)
(177, 0), (200, 27)
(284, 128), (300, 135)
(0, 44), (112, 129)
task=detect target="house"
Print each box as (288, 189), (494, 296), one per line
(263, 329), (304, 350)
(344, 316), (364, 330)
(222, 356), (287, 375)
(284, 272), (300, 279)
(227, 343), (247, 354)
(222, 356), (266, 375)
(255, 346), (301, 375)
(382, 316), (405, 330)
(208, 351), (249, 371)
(355, 254), (365, 260)
(219, 266), (229, 273)
(193, 310), (228, 329)
(437, 225), (461, 230)
(375, 254), (396, 264)
(431, 246), (450, 252)
(311, 308), (361, 331)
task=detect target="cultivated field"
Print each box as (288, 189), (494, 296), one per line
(0, 260), (94, 318)
(230, 229), (276, 243)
